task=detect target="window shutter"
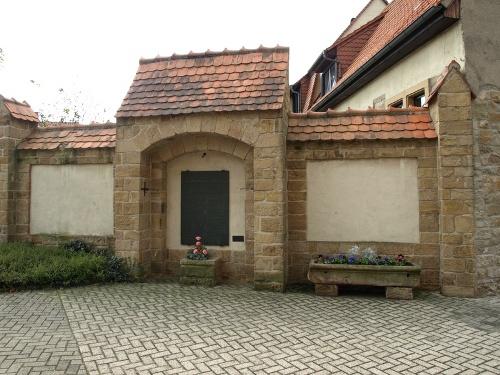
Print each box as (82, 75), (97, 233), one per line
(181, 171), (230, 246)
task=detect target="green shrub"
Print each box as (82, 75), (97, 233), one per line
(0, 242), (133, 291)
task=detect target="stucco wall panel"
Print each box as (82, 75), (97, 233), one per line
(307, 158), (419, 243)
(30, 164), (114, 236)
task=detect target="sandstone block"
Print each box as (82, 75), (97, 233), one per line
(315, 284), (339, 297)
(385, 287), (413, 300)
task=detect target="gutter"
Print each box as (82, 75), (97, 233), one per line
(312, 4), (457, 111)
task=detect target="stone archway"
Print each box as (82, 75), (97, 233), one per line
(114, 111), (288, 290)
(146, 133), (255, 283)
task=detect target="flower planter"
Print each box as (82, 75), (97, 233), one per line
(179, 258), (220, 287)
(308, 260), (421, 300)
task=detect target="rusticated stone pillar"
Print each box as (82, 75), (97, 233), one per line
(253, 112), (287, 291)
(114, 120), (152, 271)
(0, 99), (36, 242)
(430, 68), (476, 297)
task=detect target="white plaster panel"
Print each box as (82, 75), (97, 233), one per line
(307, 158), (419, 243)
(30, 164), (114, 236)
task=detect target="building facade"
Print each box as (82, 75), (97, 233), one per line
(1, 0), (498, 296)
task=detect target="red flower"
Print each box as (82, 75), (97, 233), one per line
(195, 241), (202, 247)
(202, 249), (208, 255)
(193, 249), (199, 254)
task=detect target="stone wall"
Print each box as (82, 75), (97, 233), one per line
(429, 69), (476, 297)
(0, 109), (36, 242)
(287, 139), (440, 290)
(13, 148), (115, 247)
(115, 109), (288, 290)
(146, 133), (254, 284)
(473, 89), (500, 295)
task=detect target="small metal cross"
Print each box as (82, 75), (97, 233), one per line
(141, 181), (150, 196)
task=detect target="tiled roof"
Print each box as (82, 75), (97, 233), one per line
(302, 73), (318, 112)
(17, 123), (116, 150)
(2, 97), (39, 123)
(338, 0), (388, 39)
(117, 46), (289, 118)
(288, 108), (436, 141)
(336, 0), (442, 86)
(293, 13), (382, 113)
(329, 15), (384, 78)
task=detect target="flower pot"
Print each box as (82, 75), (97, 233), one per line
(308, 260), (421, 299)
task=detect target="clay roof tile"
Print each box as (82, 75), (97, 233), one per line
(117, 46), (289, 118)
(2, 97), (39, 123)
(17, 123), (116, 151)
(288, 108), (436, 142)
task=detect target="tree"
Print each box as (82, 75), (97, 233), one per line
(30, 80), (109, 124)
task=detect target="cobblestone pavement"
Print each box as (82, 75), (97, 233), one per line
(1, 284), (499, 374)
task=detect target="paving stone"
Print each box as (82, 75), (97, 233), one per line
(1, 283), (499, 374)
(0, 291), (86, 374)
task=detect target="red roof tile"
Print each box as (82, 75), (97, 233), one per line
(302, 73), (318, 111)
(336, 0), (442, 86)
(288, 107), (436, 142)
(2, 97), (39, 123)
(330, 15), (384, 78)
(424, 60), (473, 106)
(293, 13), (382, 113)
(338, 0), (388, 39)
(17, 123), (116, 150)
(116, 46), (289, 118)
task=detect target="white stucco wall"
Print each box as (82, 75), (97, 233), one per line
(342, 0), (387, 37)
(30, 164), (114, 236)
(167, 151), (246, 251)
(307, 158), (419, 243)
(335, 22), (466, 110)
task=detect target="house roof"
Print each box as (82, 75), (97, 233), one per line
(288, 107), (436, 141)
(2, 97), (39, 123)
(292, 11), (383, 113)
(116, 46), (289, 118)
(333, 0), (442, 88)
(302, 73), (318, 112)
(338, 0), (388, 39)
(17, 123), (116, 150)
(328, 14), (384, 78)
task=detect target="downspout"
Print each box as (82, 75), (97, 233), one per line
(290, 85), (301, 113)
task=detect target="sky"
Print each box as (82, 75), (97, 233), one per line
(0, 0), (372, 123)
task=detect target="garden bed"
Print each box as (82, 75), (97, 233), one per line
(0, 241), (133, 291)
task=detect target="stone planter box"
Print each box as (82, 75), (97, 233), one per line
(179, 258), (220, 287)
(308, 260), (421, 300)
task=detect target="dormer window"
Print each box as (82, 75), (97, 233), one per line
(321, 62), (338, 95)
